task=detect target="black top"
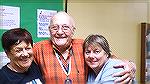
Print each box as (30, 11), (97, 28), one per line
(0, 61), (44, 84)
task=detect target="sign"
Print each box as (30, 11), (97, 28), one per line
(0, 52), (10, 69)
(0, 5), (20, 29)
(37, 9), (57, 37)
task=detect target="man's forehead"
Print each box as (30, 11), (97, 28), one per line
(54, 13), (70, 20)
(52, 14), (71, 25)
(50, 11), (75, 27)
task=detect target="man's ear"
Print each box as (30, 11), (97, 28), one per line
(48, 26), (51, 31)
(72, 27), (76, 34)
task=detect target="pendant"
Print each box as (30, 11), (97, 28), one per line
(64, 77), (72, 84)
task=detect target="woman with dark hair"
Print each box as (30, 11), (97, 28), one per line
(83, 34), (135, 84)
(0, 28), (44, 84)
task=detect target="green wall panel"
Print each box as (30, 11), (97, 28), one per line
(0, 0), (64, 52)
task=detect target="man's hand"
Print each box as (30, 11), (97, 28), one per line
(113, 60), (136, 83)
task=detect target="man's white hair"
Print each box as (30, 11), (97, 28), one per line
(50, 11), (75, 28)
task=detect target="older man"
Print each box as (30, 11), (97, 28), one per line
(33, 11), (135, 84)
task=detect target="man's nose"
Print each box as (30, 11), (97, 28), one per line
(57, 27), (64, 34)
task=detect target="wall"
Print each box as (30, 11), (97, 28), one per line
(0, 0), (63, 52)
(67, 0), (148, 83)
(0, 0), (63, 68)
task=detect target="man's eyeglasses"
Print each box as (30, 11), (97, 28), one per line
(49, 24), (72, 32)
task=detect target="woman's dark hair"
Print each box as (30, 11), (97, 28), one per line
(1, 28), (33, 52)
(83, 34), (111, 57)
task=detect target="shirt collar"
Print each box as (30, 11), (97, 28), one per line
(52, 44), (72, 55)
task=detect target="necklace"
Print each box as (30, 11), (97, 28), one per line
(7, 64), (28, 73)
(7, 64), (18, 72)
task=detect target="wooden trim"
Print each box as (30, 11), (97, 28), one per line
(141, 23), (150, 84)
(65, 0), (68, 12)
(141, 23), (146, 84)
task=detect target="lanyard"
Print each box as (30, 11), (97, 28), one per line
(54, 49), (71, 76)
(53, 47), (80, 84)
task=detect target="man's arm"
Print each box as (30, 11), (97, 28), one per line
(111, 55), (136, 83)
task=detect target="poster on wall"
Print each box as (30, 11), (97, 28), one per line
(37, 9), (57, 38)
(0, 52), (10, 69)
(0, 5), (20, 29)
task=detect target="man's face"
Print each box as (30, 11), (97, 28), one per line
(49, 13), (75, 49)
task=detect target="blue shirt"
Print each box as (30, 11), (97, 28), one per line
(87, 59), (124, 84)
(0, 61), (44, 84)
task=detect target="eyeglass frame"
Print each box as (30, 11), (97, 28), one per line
(49, 24), (74, 32)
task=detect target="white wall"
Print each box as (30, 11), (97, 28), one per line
(67, 0), (148, 82)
